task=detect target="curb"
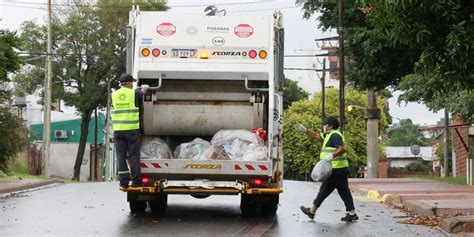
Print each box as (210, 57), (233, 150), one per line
(352, 185), (401, 205)
(439, 216), (474, 235)
(0, 180), (64, 197)
(404, 200), (436, 216)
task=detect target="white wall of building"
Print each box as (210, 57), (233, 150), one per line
(50, 143), (90, 181)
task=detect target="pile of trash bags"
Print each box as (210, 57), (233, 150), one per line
(140, 130), (268, 161)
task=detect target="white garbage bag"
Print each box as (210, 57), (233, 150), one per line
(174, 138), (211, 160)
(241, 144), (268, 161)
(211, 129), (263, 146)
(142, 138), (172, 159)
(311, 159), (332, 182)
(207, 130), (267, 161)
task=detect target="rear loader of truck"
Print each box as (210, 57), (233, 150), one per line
(122, 6), (285, 216)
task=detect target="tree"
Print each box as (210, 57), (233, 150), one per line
(385, 119), (431, 146)
(283, 88), (389, 180)
(283, 78), (309, 110)
(296, 0), (420, 91)
(15, 0), (167, 180)
(0, 30), (27, 173)
(365, 0), (474, 122)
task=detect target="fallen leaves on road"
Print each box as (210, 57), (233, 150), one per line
(393, 205), (466, 227)
(398, 215), (442, 226)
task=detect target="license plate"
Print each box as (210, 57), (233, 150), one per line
(172, 49), (197, 58)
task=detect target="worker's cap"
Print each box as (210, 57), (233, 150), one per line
(119, 74), (136, 84)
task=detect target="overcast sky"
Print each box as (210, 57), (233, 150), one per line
(0, 0), (443, 125)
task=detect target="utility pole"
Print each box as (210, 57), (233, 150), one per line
(321, 58), (326, 131)
(105, 79), (111, 181)
(42, 0), (52, 178)
(443, 109), (449, 177)
(94, 108), (98, 181)
(366, 89), (380, 178)
(338, 0), (345, 132)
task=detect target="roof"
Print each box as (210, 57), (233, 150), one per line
(384, 146), (433, 161)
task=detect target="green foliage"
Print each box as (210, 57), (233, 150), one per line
(283, 87), (389, 180)
(0, 108), (28, 174)
(15, 0), (167, 180)
(411, 175), (467, 186)
(0, 30), (22, 82)
(435, 134), (452, 169)
(0, 31), (26, 174)
(385, 118), (432, 146)
(389, 162), (431, 173)
(296, 0), (420, 91)
(283, 78), (309, 110)
(365, 0), (474, 122)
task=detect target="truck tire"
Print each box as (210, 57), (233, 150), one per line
(261, 194), (279, 215)
(129, 201), (147, 213)
(240, 194), (257, 216)
(149, 194), (168, 213)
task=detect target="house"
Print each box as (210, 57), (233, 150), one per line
(29, 114), (107, 180)
(451, 114), (473, 180)
(384, 146), (433, 168)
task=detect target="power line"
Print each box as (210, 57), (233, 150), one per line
(230, 6), (297, 12)
(0, 0), (289, 9)
(0, 2), (45, 10)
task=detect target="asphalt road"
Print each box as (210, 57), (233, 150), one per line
(1, 180), (443, 236)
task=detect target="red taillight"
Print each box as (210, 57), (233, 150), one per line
(141, 177), (150, 184)
(152, 48), (160, 57)
(252, 178), (266, 186)
(249, 50), (257, 59)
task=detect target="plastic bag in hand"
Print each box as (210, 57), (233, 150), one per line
(311, 159), (332, 182)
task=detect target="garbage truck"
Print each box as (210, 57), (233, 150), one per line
(122, 6), (285, 216)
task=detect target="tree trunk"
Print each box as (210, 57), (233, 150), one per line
(72, 109), (93, 181)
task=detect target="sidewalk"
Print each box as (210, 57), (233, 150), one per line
(0, 179), (64, 195)
(349, 178), (474, 235)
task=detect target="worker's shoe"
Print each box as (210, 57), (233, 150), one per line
(341, 212), (359, 222)
(300, 206), (315, 219)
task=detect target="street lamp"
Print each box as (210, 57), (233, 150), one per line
(347, 105), (365, 112)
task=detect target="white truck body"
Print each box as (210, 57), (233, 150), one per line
(124, 7), (285, 215)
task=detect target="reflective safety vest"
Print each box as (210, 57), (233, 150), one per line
(319, 130), (349, 169)
(111, 87), (139, 131)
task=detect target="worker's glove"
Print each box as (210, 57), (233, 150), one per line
(141, 84), (150, 89)
(323, 154), (334, 162)
(294, 123), (307, 132)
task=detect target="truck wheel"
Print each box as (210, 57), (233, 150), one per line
(240, 194), (257, 216)
(261, 194), (279, 215)
(129, 201), (147, 213)
(149, 194), (168, 213)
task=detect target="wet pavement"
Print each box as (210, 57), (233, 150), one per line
(0, 180), (443, 236)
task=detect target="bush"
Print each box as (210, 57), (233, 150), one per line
(389, 162), (431, 173)
(0, 108), (28, 174)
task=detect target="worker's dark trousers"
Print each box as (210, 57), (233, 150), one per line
(114, 129), (141, 186)
(313, 168), (355, 211)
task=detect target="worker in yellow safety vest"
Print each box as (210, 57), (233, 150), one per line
(295, 116), (359, 222)
(112, 74), (149, 189)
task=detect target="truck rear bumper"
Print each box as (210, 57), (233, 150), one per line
(119, 180), (282, 195)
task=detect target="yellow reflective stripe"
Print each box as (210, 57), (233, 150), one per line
(112, 120), (140, 124)
(321, 149), (336, 152)
(332, 157), (347, 161)
(111, 109), (139, 114)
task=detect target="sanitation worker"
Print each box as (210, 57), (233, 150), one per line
(295, 117), (359, 222)
(112, 74), (149, 189)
